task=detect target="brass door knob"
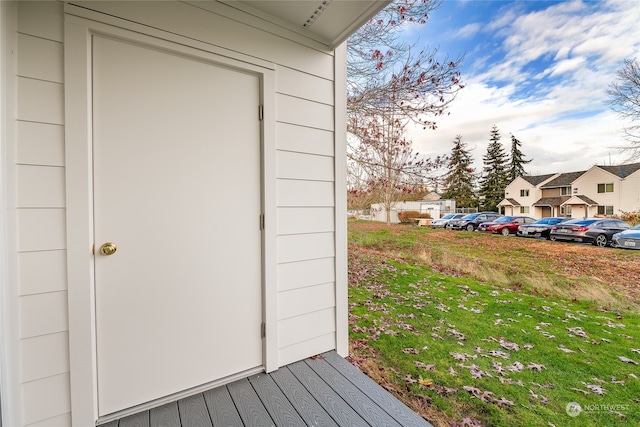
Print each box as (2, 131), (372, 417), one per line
(100, 242), (117, 256)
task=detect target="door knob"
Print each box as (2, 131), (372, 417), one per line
(100, 242), (117, 256)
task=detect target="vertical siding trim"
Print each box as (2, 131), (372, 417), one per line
(1, 2), (23, 426)
(262, 69), (278, 374)
(333, 43), (349, 357)
(64, 20), (99, 427)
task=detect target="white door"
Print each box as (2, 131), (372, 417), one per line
(92, 35), (263, 416)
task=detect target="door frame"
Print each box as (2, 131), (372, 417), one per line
(64, 15), (277, 425)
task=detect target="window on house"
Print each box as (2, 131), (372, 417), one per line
(597, 205), (614, 215)
(560, 205), (572, 215)
(520, 206), (530, 213)
(597, 183), (614, 193)
(520, 189), (529, 197)
(561, 187), (571, 195)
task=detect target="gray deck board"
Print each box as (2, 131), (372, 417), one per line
(248, 372), (306, 427)
(269, 366), (340, 427)
(203, 386), (244, 427)
(110, 351), (433, 427)
(227, 378), (275, 427)
(304, 357), (403, 427)
(178, 394), (213, 427)
(322, 351), (430, 426)
(150, 402), (180, 427)
(287, 360), (369, 427)
(119, 411), (150, 427)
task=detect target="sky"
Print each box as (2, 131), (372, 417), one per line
(404, 0), (640, 176)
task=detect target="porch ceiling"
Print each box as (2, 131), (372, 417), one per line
(107, 351), (432, 427)
(221, 0), (392, 48)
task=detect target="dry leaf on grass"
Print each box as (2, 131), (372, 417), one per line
(619, 356), (638, 364)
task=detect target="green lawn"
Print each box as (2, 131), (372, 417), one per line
(348, 221), (640, 426)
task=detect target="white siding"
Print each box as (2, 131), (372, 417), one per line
(12, 2), (71, 426)
(620, 170), (640, 212)
(6, 1), (344, 424)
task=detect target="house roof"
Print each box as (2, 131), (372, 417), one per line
(596, 162), (640, 179)
(498, 198), (521, 206)
(521, 173), (557, 186)
(532, 196), (570, 207)
(224, 0), (392, 49)
(561, 195), (599, 206)
(541, 171), (587, 188)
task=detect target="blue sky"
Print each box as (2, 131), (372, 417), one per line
(404, 0), (640, 175)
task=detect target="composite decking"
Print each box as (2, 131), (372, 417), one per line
(104, 351), (433, 427)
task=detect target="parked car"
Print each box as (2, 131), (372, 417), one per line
(516, 217), (572, 239)
(449, 212), (502, 231)
(486, 216), (536, 236)
(430, 213), (466, 229)
(549, 218), (631, 247)
(611, 224), (640, 250)
(477, 215), (514, 232)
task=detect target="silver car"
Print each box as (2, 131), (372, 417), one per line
(430, 213), (466, 229)
(612, 224), (640, 249)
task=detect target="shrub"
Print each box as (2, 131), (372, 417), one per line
(398, 210), (431, 223)
(614, 210), (640, 226)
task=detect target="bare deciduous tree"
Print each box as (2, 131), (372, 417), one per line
(346, 0), (464, 224)
(606, 58), (640, 159)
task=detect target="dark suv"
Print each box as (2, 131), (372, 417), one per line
(449, 212), (503, 231)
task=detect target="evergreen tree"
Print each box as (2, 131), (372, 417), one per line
(507, 133), (532, 182)
(479, 125), (509, 211)
(441, 135), (477, 208)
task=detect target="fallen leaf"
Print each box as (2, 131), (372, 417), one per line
(418, 376), (433, 389)
(619, 356), (638, 365)
(527, 362), (545, 372)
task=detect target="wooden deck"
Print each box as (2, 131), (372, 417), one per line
(105, 351), (432, 427)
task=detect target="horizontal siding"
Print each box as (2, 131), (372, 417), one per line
(19, 292), (69, 339)
(16, 121), (65, 166)
(276, 123), (334, 157)
(276, 94), (333, 130)
(24, 413), (71, 427)
(17, 209), (66, 252)
(278, 333), (336, 367)
(17, 165), (65, 208)
(17, 34), (63, 82)
(277, 180), (334, 207)
(277, 258), (335, 292)
(276, 66), (333, 105)
(21, 332), (70, 383)
(18, 250), (67, 296)
(15, 2), (70, 425)
(26, 412), (71, 427)
(277, 233), (335, 264)
(18, 1), (64, 42)
(22, 374), (71, 426)
(277, 207), (334, 235)
(278, 307), (336, 349)
(276, 151), (334, 181)
(278, 283), (335, 320)
(17, 77), (64, 125)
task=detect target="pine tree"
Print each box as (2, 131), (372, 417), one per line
(441, 135), (477, 208)
(479, 125), (509, 211)
(507, 133), (532, 182)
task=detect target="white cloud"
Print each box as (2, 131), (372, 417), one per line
(407, 0), (640, 178)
